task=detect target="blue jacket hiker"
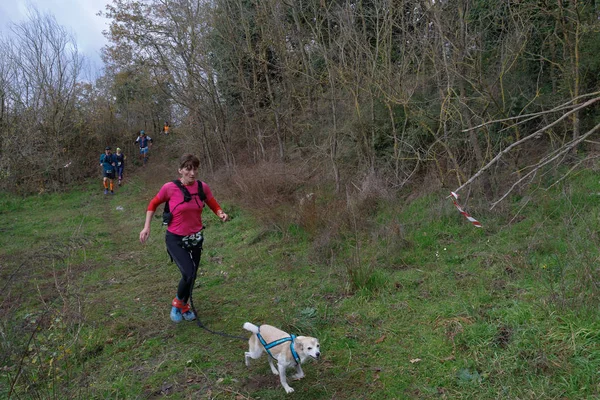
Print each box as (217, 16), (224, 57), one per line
(100, 146), (117, 194)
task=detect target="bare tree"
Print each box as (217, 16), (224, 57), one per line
(0, 8), (84, 192)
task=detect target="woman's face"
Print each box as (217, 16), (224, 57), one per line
(179, 165), (198, 185)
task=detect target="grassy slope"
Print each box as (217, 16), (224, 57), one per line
(1, 159), (600, 399)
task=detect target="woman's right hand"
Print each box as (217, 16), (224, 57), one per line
(139, 227), (150, 243)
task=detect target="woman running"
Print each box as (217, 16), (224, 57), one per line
(139, 154), (228, 323)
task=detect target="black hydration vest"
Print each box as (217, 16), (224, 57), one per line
(162, 180), (206, 226)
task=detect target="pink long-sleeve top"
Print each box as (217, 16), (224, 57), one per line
(147, 180), (222, 236)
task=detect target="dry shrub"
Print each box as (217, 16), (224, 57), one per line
(297, 192), (318, 234)
(306, 171), (398, 264)
(222, 161), (313, 230)
(345, 170), (391, 214)
(230, 161), (308, 207)
(214, 159), (423, 263)
(403, 163), (445, 204)
(309, 198), (347, 265)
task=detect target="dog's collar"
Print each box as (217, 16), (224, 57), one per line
(257, 331), (301, 365)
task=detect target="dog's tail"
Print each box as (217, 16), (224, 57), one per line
(243, 322), (259, 334)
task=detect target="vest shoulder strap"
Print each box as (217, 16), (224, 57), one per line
(196, 180), (206, 202)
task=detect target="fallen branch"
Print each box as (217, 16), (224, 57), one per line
(490, 121), (600, 209)
(464, 91), (600, 132)
(454, 96), (600, 197)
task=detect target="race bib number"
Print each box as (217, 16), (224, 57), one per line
(181, 231), (204, 249)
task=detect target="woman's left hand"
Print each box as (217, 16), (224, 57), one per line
(217, 210), (228, 222)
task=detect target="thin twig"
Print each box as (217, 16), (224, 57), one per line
(8, 307), (51, 399)
(545, 154), (600, 190)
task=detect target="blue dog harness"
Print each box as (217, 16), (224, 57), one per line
(257, 330), (301, 365)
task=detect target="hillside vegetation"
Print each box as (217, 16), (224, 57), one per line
(2, 1), (600, 205)
(1, 143), (599, 399)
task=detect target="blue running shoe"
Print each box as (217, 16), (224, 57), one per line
(182, 310), (196, 321)
(170, 306), (183, 323)
(104, 189), (108, 195)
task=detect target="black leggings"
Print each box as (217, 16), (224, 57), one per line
(165, 231), (202, 304)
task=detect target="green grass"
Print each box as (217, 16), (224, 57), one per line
(1, 167), (600, 399)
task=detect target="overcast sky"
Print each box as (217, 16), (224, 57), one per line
(0, 0), (110, 75)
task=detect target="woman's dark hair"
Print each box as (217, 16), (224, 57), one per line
(179, 154), (200, 170)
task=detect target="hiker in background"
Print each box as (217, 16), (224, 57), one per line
(163, 121), (170, 135)
(115, 147), (126, 186)
(139, 154), (229, 323)
(99, 146), (116, 195)
(134, 130), (153, 165)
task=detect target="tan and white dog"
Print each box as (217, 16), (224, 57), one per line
(243, 322), (321, 394)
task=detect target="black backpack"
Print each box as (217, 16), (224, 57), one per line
(162, 180), (206, 226)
